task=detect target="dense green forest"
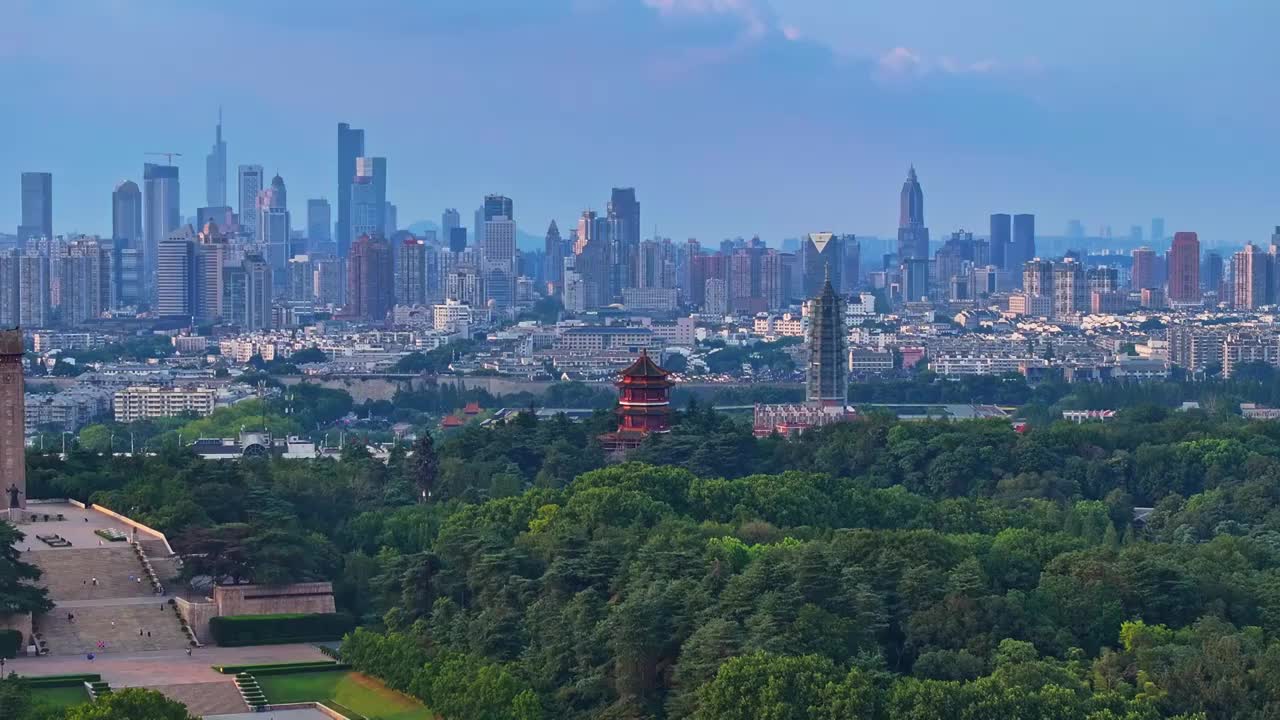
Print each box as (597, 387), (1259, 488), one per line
(21, 398), (1280, 718)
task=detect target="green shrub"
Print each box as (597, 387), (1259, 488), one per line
(209, 613), (355, 647)
(214, 660), (342, 674)
(0, 629), (22, 658)
(22, 673), (101, 688)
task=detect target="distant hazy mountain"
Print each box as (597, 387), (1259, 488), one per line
(406, 220), (544, 252)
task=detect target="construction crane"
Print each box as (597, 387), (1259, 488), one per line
(145, 152), (183, 165)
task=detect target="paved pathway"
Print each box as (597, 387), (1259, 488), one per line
(7, 643), (329, 686)
(207, 710), (330, 720)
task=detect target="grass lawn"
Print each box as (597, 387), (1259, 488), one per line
(30, 685), (91, 711)
(257, 670), (431, 720)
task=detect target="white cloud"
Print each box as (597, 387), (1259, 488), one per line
(781, 24), (801, 41)
(643, 0), (771, 39)
(876, 46), (926, 77)
(877, 47), (1015, 82)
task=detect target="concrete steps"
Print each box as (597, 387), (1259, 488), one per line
(32, 548), (155, 601)
(35, 603), (190, 656)
(141, 682), (248, 716)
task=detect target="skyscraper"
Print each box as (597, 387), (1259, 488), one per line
(337, 122), (365, 257)
(18, 172), (53, 248)
(840, 234), (860, 294)
(989, 213), (1011, 270)
(806, 270), (847, 407)
(350, 157), (386, 240)
(242, 254), (272, 330)
(483, 215), (517, 309)
(442, 209), (461, 247)
(1010, 214), (1036, 276)
(1233, 243), (1271, 309)
(112, 180), (143, 249)
(205, 109), (227, 208)
(544, 220), (564, 293)
(1167, 231), (1200, 304)
(896, 166), (928, 260)
(0, 253), (18, 327)
(608, 188), (640, 291)
(61, 237), (109, 326)
(1131, 247), (1157, 290)
(156, 227), (195, 319)
(1204, 252), (1224, 297)
(801, 232), (842, 298)
(1023, 259), (1054, 298)
(395, 236), (426, 306)
(17, 252), (49, 328)
(1052, 258), (1086, 318)
(258, 174), (291, 280)
(143, 163), (181, 302)
(237, 165), (264, 239)
(1151, 218), (1165, 246)
(346, 234), (394, 321)
(307, 199), (332, 249)
(448, 227), (467, 253)
(193, 221), (228, 323)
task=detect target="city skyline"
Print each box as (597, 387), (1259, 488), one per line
(1, 1), (1276, 245)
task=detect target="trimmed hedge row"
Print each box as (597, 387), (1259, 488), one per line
(214, 660), (342, 674)
(22, 673), (101, 688)
(209, 612), (356, 647)
(253, 663), (350, 677)
(0, 629), (21, 659)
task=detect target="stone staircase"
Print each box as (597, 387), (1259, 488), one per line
(142, 682), (248, 716)
(35, 603), (190, 655)
(32, 548), (155, 600)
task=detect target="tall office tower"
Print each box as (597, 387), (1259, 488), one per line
(143, 163), (181, 300)
(1131, 247), (1157, 289)
(448, 227), (467, 253)
(205, 109), (227, 207)
(242, 254), (272, 329)
(840, 234), (860, 294)
(900, 258), (930, 303)
(1023, 259), (1054, 298)
(1052, 259), (1086, 317)
(237, 165), (264, 239)
(1167, 231), (1200, 304)
(573, 210), (611, 308)
(0, 252), (18, 326)
(483, 194), (513, 223)
(350, 158), (386, 240)
(806, 271), (848, 407)
(193, 221), (228, 323)
(258, 174), (291, 281)
(395, 236), (426, 306)
(607, 188), (640, 290)
(801, 232), (843, 298)
(336, 122), (365, 257)
(18, 172), (53, 248)
(544, 220), (564, 293)
(385, 203), (398, 236)
(307, 199), (332, 249)
(442, 208), (461, 247)
(346, 234), (394, 321)
(156, 228), (196, 319)
(1151, 218), (1165, 245)
(989, 213), (1011, 270)
(60, 238), (107, 326)
(637, 238), (675, 289)
(896, 166), (929, 260)
(483, 216), (517, 308)
(1009, 214), (1036, 276)
(1233, 243), (1271, 309)
(313, 255), (345, 306)
(1203, 252), (1224, 296)
(112, 180), (143, 249)
(287, 256), (314, 302)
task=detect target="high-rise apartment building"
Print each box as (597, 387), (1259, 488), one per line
(395, 236), (426, 306)
(60, 238), (109, 326)
(287, 255), (314, 302)
(806, 272), (847, 407)
(143, 163), (181, 301)
(205, 110), (227, 208)
(1023, 259), (1054, 299)
(337, 122), (365, 257)
(346, 234), (394, 321)
(0, 253), (18, 327)
(896, 166), (929, 260)
(1131, 247), (1157, 290)
(19, 172), (53, 248)
(1167, 231), (1201, 304)
(307, 199), (331, 249)
(237, 165), (264, 239)
(1233, 243), (1271, 309)
(989, 213), (1011, 270)
(17, 252), (50, 328)
(1052, 258), (1086, 317)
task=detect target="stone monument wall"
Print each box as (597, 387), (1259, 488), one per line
(0, 330), (25, 510)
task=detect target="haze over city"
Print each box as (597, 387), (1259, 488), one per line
(2, 0), (1276, 244)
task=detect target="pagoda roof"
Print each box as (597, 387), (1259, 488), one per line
(619, 350), (671, 380)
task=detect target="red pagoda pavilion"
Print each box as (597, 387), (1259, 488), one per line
(599, 350), (674, 454)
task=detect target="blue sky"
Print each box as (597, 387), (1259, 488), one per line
(1, 0), (1276, 246)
